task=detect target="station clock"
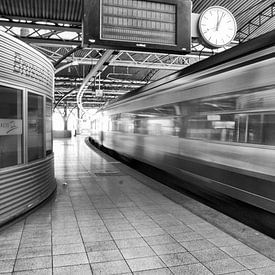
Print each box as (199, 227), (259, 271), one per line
(198, 6), (237, 48)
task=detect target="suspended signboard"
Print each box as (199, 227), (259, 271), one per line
(83, 0), (192, 54)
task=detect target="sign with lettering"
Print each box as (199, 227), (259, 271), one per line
(0, 119), (22, 136)
(13, 53), (51, 88)
(83, 0), (192, 54)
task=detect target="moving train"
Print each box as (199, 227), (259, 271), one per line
(90, 30), (275, 215)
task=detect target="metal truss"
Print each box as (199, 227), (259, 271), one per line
(55, 77), (146, 89)
(32, 45), (208, 72)
(0, 17), (81, 44)
(236, 2), (275, 42)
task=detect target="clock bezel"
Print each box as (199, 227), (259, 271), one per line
(198, 6), (237, 49)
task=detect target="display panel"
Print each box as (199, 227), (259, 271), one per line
(83, 0), (191, 54)
(101, 0), (176, 45)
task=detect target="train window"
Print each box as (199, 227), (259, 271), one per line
(28, 92), (44, 162)
(186, 114), (235, 142)
(247, 114), (263, 144)
(133, 118), (148, 135)
(147, 118), (175, 136)
(0, 86), (23, 168)
(262, 114), (275, 145)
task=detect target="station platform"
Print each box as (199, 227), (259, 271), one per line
(1, 136), (275, 275)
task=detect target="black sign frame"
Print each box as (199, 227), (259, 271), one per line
(82, 0), (192, 54)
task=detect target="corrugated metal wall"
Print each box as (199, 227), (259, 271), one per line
(0, 32), (56, 226)
(0, 31), (54, 97)
(0, 156), (55, 226)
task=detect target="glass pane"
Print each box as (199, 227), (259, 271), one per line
(247, 114), (262, 144)
(28, 93), (43, 162)
(0, 86), (23, 168)
(186, 114), (236, 142)
(262, 114), (275, 145)
(238, 115), (247, 143)
(46, 98), (52, 155)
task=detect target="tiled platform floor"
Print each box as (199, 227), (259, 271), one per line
(0, 136), (275, 274)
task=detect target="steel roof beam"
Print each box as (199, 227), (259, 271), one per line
(236, 2), (275, 42)
(0, 20), (81, 32)
(0, 16), (81, 26)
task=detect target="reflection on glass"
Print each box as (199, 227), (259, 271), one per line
(28, 93), (43, 162)
(0, 86), (22, 168)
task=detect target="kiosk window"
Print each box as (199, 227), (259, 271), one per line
(0, 86), (23, 168)
(28, 93), (43, 161)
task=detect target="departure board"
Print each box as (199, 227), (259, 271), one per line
(83, 0), (192, 54)
(101, 0), (176, 45)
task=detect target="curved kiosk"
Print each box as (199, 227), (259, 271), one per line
(0, 31), (56, 226)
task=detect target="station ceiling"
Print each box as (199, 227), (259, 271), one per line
(1, 0), (275, 111)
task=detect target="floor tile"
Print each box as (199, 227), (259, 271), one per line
(220, 244), (258, 257)
(52, 235), (83, 245)
(115, 237), (148, 249)
(17, 246), (52, 258)
(82, 232), (112, 242)
(163, 225), (192, 234)
(53, 264), (92, 275)
(88, 249), (123, 263)
(144, 234), (177, 246)
(235, 254), (275, 269)
(151, 243), (186, 255)
(14, 256), (52, 272)
(169, 263), (213, 275)
(13, 268), (52, 275)
(226, 271), (259, 275)
(111, 230), (140, 240)
(1, 240), (20, 249)
(126, 256), (165, 272)
(121, 246), (156, 259)
(133, 267), (173, 274)
(53, 243), (85, 255)
(0, 249), (18, 260)
(91, 260), (131, 275)
(204, 258), (247, 274)
(53, 253), (89, 267)
(85, 240), (117, 252)
(172, 232), (203, 242)
(208, 236), (243, 247)
(191, 247), (230, 262)
(160, 252), (198, 267)
(0, 259), (15, 273)
(137, 228), (166, 237)
(181, 239), (215, 251)
(251, 265), (275, 275)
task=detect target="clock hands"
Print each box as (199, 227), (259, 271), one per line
(216, 12), (225, 31)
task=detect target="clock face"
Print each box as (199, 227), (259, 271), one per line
(198, 6), (237, 48)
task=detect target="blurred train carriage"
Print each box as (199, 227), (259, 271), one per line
(90, 30), (275, 215)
